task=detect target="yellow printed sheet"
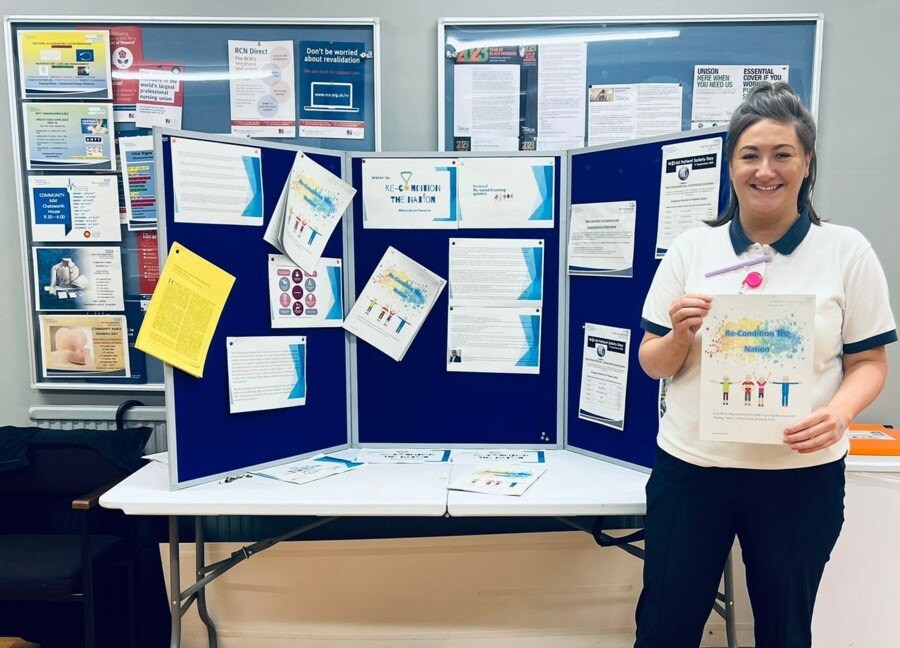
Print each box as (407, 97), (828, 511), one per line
(136, 242), (235, 377)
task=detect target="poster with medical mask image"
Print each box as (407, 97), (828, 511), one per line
(32, 246), (124, 311)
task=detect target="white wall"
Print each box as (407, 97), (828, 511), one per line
(813, 470), (900, 646)
(1, 0), (898, 427)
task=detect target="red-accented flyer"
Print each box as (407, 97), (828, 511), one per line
(78, 25), (143, 106)
(135, 62), (184, 129)
(136, 231), (159, 294)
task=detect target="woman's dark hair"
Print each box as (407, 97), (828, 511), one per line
(707, 81), (820, 226)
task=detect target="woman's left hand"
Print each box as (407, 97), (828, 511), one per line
(784, 408), (848, 453)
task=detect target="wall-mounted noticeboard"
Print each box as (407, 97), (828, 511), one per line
(438, 14), (821, 152)
(5, 16), (382, 390)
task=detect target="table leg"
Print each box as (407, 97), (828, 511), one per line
(723, 551), (738, 648)
(195, 517), (218, 647)
(169, 516), (181, 648)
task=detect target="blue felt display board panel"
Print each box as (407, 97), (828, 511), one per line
(158, 133), (349, 486)
(442, 18), (817, 150)
(566, 131), (729, 468)
(350, 156), (563, 446)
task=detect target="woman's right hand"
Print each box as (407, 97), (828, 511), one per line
(668, 294), (712, 346)
(639, 294), (713, 380)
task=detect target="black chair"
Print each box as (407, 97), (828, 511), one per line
(0, 420), (151, 648)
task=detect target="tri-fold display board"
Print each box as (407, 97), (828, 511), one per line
(157, 126), (728, 488)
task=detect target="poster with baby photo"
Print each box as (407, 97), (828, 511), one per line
(32, 246), (124, 311)
(39, 314), (130, 378)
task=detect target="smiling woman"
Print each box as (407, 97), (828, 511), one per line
(729, 119), (811, 241)
(710, 81), (820, 232)
(634, 82), (897, 648)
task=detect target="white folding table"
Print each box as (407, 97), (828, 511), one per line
(102, 450), (747, 648)
(101, 454), (452, 648)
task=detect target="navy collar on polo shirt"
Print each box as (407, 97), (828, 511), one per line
(728, 204), (812, 255)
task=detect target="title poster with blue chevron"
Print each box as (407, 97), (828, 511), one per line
(361, 157), (458, 229)
(447, 306), (541, 375)
(446, 238), (543, 374)
(170, 136), (263, 226)
(448, 238), (543, 307)
(268, 255), (343, 328)
(343, 246), (446, 361)
(457, 157), (555, 228)
(226, 335), (307, 414)
(700, 294), (814, 444)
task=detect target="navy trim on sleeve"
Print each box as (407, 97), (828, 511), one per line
(843, 330), (898, 355)
(641, 317), (671, 337)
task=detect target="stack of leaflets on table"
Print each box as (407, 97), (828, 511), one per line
(252, 455), (363, 486)
(353, 448), (451, 464)
(449, 449), (545, 464)
(447, 465), (546, 496)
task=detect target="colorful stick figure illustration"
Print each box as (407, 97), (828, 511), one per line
(711, 376), (731, 404)
(754, 373), (771, 406)
(742, 375), (754, 405)
(773, 376), (801, 407)
(365, 297), (377, 314)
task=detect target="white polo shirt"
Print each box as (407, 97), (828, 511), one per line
(641, 209), (897, 469)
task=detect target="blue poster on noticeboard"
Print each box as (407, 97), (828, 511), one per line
(298, 41), (366, 140)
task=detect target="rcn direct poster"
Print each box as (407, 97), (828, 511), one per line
(298, 41), (366, 139)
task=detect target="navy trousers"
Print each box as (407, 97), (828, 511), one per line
(634, 449), (845, 648)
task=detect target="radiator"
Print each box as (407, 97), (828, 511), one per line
(29, 405), (168, 454)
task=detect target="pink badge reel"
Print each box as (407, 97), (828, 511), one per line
(742, 271), (764, 290)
